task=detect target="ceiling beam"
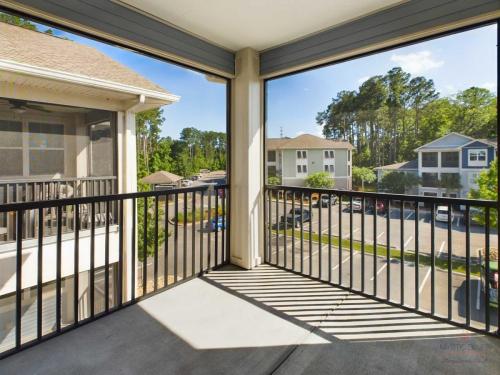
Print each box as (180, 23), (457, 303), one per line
(261, 0), (500, 77)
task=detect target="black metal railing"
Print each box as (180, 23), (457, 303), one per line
(265, 185), (499, 337)
(0, 184), (229, 357)
(0, 177), (117, 242)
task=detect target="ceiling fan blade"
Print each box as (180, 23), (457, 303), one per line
(25, 104), (51, 113)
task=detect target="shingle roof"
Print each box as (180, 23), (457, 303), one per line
(374, 160), (418, 171)
(267, 134), (353, 150)
(0, 22), (170, 94)
(141, 171), (182, 184)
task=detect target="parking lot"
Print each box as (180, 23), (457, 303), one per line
(267, 231), (498, 332)
(269, 197), (498, 260)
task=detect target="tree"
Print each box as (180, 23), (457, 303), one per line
(407, 76), (438, 138)
(305, 172), (334, 189)
(379, 172), (420, 194)
(137, 197), (168, 261)
(268, 176), (280, 185)
(136, 108), (165, 180)
(0, 12), (56, 35)
(352, 167), (376, 191)
(469, 159), (497, 227)
(316, 66), (496, 172)
(451, 87), (497, 138)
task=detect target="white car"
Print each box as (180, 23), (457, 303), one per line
(435, 205), (453, 222)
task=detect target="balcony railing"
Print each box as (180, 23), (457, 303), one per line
(265, 185), (499, 337)
(0, 177), (117, 243)
(0, 184), (229, 357)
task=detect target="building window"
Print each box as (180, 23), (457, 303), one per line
(29, 122), (65, 176)
(441, 151), (459, 168)
(468, 149), (487, 166)
(296, 150), (307, 176)
(0, 120), (23, 176)
(423, 192), (438, 197)
(267, 150), (276, 162)
(296, 150), (307, 159)
(422, 172), (439, 187)
(324, 164), (334, 173)
(348, 150), (351, 162)
(348, 165), (351, 176)
(89, 121), (115, 177)
(324, 150), (334, 159)
(422, 152), (438, 167)
(297, 164), (307, 175)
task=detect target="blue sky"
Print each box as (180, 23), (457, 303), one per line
(36, 21), (497, 140)
(267, 23), (498, 138)
(37, 23), (228, 140)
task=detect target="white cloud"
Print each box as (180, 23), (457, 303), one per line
(479, 81), (497, 92)
(390, 50), (444, 75)
(357, 76), (370, 84)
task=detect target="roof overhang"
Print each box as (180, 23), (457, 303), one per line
(0, 59), (180, 112)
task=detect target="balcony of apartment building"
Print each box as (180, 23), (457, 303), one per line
(0, 1), (499, 374)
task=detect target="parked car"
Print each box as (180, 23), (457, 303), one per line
(313, 194), (337, 208)
(281, 208), (311, 228)
(343, 198), (385, 214)
(366, 199), (386, 215)
(479, 250), (498, 309)
(209, 217), (225, 232)
(344, 198), (362, 212)
(181, 179), (193, 187)
(435, 205), (453, 222)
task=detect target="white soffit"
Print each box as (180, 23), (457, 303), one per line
(118, 0), (405, 51)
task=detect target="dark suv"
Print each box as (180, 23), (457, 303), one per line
(281, 208), (312, 227)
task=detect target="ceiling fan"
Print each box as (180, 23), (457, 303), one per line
(8, 99), (51, 113)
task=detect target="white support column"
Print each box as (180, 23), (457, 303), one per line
(121, 110), (138, 300)
(230, 48), (264, 269)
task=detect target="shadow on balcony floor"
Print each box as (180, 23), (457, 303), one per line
(0, 264), (499, 375)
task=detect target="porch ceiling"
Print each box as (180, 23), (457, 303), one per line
(118, 0), (404, 51)
(2, 265), (499, 374)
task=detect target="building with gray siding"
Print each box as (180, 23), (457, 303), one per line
(267, 134), (353, 189)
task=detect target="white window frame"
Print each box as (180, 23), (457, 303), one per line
(468, 149), (487, 167)
(323, 164), (334, 174)
(323, 149), (335, 175)
(323, 150), (334, 159)
(296, 150), (308, 177)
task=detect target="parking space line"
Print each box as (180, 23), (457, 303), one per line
(419, 268), (432, 295)
(437, 241), (446, 257)
(370, 262), (387, 281)
(405, 211), (413, 220)
(404, 236), (413, 249)
(376, 231), (385, 240)
(322, 224), (337, 233)
(331, 253), (354, 271)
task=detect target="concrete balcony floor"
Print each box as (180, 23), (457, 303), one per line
(1, 264), (499, 375)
